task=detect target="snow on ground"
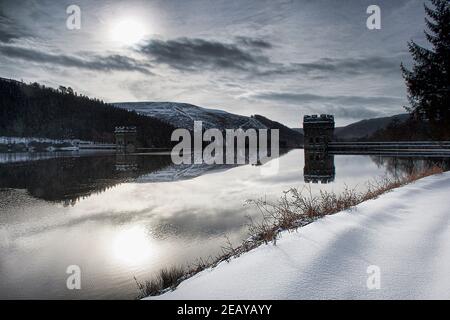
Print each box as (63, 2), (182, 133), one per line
(150, 172), (450, 300)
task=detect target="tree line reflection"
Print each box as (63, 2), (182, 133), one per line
(0, 154), (172, 205)
(303, 149), (450, 184)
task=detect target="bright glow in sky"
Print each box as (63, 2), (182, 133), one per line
(109, 18), (147, 45)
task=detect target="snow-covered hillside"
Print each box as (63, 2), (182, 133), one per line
(114, 102), (267, 131)
(150, 172), (450, 300)
(136, 163), (235, 183)
(135, 150), (282, 183)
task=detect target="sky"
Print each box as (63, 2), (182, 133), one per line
(0, 0), (429, 127)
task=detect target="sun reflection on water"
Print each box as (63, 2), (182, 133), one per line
(111, 225), (155, 266)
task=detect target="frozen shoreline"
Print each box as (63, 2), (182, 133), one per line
(149, 172), (450, 300)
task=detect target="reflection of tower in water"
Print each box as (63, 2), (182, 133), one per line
(115, 154), (138, 172)
(303, 150), (335, 184)
(302, 114), (335, 184)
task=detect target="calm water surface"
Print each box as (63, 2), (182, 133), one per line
(0, 149), (447, 299)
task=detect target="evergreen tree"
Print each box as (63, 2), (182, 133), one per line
(401, 0), (450, 127)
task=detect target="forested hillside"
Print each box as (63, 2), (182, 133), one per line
(0, 78), (175, 147)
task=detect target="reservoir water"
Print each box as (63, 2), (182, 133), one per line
(0, 149), (447, 299)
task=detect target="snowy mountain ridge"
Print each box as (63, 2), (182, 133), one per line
(113, 102), (268, 131)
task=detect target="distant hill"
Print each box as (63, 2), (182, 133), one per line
(115, 102), (303, 147)
(293, 114), (410, 141)
(0, 78), (175, 147)
(334, 114), (409, 141)
(251, 115), (303, 147)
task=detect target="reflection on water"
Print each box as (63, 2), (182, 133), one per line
(0, 149), (448, 299)
(303, 149), (450, 184)
(0, 153), (173, 205)
(369, 155), (450, 178)
(303, 150), (335, 183)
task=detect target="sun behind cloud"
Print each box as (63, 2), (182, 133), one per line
(109, 17), (147, 46)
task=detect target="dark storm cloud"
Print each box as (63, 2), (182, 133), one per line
(0, 45), (153, 74)
(257, 55), (404, 77)
(234, 36), (273, 49)
(0, 27), (18, 43)
(0, 8), (29, 43)
(137, 37), (270, 72)
(293, 56), (403, 76)
(254, 92), (402, 105)
(137, 36), (402, 80)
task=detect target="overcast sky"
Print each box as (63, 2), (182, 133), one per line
(0, 0), (428, 126)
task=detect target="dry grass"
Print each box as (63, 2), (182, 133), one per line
(135, 266), (185, 298)
(135, 165), (443, 298)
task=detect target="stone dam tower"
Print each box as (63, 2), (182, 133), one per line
(303, 114), (335, 149)
(115, 126), (137, 153)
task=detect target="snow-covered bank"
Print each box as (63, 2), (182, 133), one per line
(150, 172), (450, 300)
(0, 136), (91, 145)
